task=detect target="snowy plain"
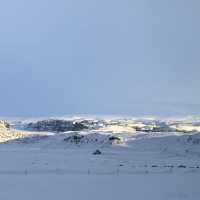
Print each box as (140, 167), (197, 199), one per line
(0, 116), (200, 200)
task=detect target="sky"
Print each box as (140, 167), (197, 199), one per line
(0, 0), (199, 117)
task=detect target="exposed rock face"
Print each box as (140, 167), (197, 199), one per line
(108, 136), (123, 144)
(0, 119), (48, 143)
(23, 118), (187, 134)
(25, 119), (88, 132)
(0, 120), (10, 129)
(63, 133), (123, 146)
(93, 149), (102, 155)
(64, 134), (84, 144)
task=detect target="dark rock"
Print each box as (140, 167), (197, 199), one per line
(93, 149), (102, 155)
(25, 119), (88, 132)
(109, 136), (121, 141)
(178, 165), (186, 168)
(108, 136), (122, 144)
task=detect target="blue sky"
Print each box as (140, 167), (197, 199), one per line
(0, 0), (199, 116)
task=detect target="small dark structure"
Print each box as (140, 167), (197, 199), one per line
(93, 149), (102, 155)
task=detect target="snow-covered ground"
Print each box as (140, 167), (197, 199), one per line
(0, 116), (200, 200)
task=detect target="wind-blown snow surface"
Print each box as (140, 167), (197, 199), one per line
(1, 116), (200, 200)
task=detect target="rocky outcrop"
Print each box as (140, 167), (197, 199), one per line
(64, 134), (84, 144)
(25, 119), (88, 132)
(63, 133), (123, 146)
(0, 120), (10, 129)
(108, 136), (122, 144)
(0, 119), (45, 143)
(93, 149), (102, 155)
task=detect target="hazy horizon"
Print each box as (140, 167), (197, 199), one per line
(0, 0), (199, 117)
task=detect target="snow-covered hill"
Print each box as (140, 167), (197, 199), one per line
(0, 116), (200, 200)
(1, 117), (200, 170)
